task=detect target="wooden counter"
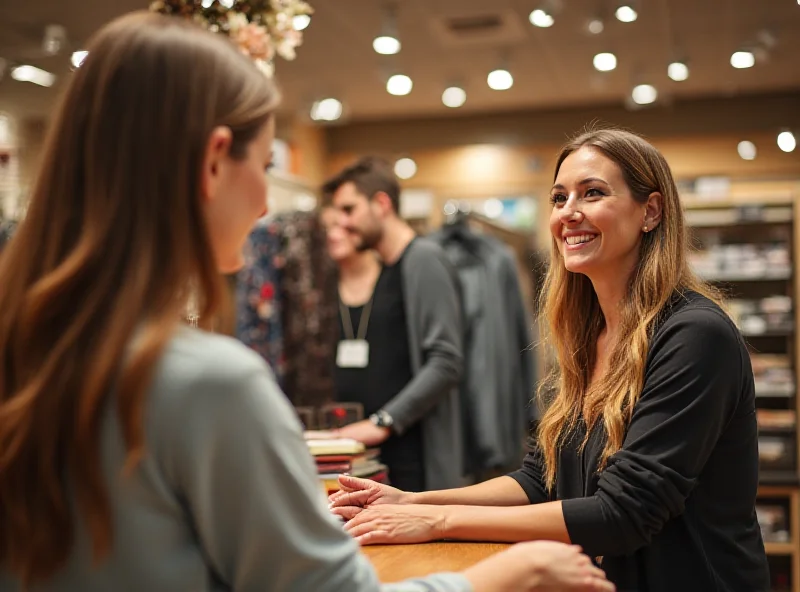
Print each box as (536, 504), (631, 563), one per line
(363, 542), (511, 583)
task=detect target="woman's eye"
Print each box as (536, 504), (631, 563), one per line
(265, 162), (275, 173)
(586, 188), (605, 198)
(550, 193), (567, 205)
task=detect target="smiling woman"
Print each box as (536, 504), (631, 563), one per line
(330, 126), (771, 592)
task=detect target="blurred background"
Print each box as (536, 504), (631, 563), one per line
(1, 1), (800, 589)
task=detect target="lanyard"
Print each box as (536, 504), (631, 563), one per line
(339, 296), (374, 340)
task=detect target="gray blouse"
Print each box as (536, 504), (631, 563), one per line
(0, 328), (471, 592)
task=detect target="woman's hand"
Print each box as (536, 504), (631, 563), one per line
(328, 475), (412, 516)
(465, 542), (615, 592)
(337, 504), (445, 545)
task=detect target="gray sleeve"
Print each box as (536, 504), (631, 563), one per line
(168, 359), (471, 592)
(383, 245), (464, 434)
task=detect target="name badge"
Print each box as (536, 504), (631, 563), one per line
(336, 339), (370, 368)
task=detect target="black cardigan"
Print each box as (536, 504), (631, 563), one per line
(509, 292), (769, 592)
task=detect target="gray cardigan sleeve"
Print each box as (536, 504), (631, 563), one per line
(383, 240), (464, 434)
(166, 354), (471, 592)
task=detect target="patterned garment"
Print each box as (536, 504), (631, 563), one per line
(236, 211), (339, 409)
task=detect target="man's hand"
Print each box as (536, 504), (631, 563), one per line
(335, 419), (390, 447)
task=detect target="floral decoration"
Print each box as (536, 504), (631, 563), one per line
(149, 0), (313, 77)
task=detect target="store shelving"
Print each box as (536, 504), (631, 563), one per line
(684, 194), (800, 592)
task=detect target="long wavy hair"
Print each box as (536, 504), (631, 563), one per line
(535, 127), (722, 489)
(0, 12), (278, 585)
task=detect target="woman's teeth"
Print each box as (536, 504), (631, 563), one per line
(565, 234), (596, 246)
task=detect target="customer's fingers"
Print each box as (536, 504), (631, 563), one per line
(330, 505), (364, 520)
(355, 530), (389, 546)
(329, 488), (371, 508)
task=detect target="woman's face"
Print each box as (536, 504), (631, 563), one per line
(548, 146), (660, 280)
(202, 119), (274, 274)
(322, 208), (360, 262)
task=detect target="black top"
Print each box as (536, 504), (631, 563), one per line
(335, 247), (425, 490)
(509, 292), (769, 592)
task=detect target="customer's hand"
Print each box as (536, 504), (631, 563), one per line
(464, 541), (615, 592)
(337, 504), (445, 545)
(334, 420), (390, 447)
(328, 475), (412, 513)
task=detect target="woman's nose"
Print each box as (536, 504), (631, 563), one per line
(559, 195), (583, 223)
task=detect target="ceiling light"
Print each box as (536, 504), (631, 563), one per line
(737, 141), (757, 160)
(483, 198), (504, 219)
(631, 84), (657, 105)
(487, 69), (513, 91)
(615, 5), (638, 22)
(218, 0), (234, 8)
(373, 35), (401, 55)
(777, 131), (796, 153)
(71, 50), (88, 69)
(10, 65), (55, 87)
(386, 74), (412, 96)
(292, 14), (311, 31)
(310, 98), (342, 122)
(529, 9), (554, 28)
(730, 50), (755, 69)
(587, 18), (604, 34)
(201, 0), (214, 7)
(593, 52), (617, 72)
(394, 157), (417, 180)
(668, 61), (689, 81)
(442, 86), (466, 108)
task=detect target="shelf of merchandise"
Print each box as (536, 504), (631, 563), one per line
(684, 194), (800, 592)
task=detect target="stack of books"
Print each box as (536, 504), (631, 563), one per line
(304, 432), (389, 494)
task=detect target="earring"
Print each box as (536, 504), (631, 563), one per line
(643, 225), (649, 232)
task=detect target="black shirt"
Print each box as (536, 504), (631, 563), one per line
(509, 292), (769, 592)
(335, 248), (425, 490)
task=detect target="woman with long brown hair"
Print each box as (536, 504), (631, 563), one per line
(330, 127), (770, 591)
(0, 11), (614, 592)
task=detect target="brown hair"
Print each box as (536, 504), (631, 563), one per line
(322, 156), (401, 213)
(0, 11), (278, 585)
(535, 126), (722, 489)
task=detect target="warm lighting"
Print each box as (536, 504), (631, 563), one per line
(487, 69), (513, 90)
(483, 199), (504, 219)
(201, 0), (214, 7)
(730, 51), (755, 69)
(310, 98), (342, 122)
(529, 9), (554, 28)
(10, 65), (55, 87)
(219, 0), (234, 8)
(587, 18), (604, 34)
(631, 84), (657, 105)
(71, 50), (88, 69)
(593, 52), (617, 72)
(373, 35), (401, 55)
(293, 14), (311, 31)
(668, 61), (689, 81)
(442, 86), (466, 108)
(386, 74), (412, 96)
(394, 157), (417, 180)
(615, 5), (638, 22)
(737, 141), (757, 160)
(777, 131), (797, 153)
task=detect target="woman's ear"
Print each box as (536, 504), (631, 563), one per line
(200, 126), (233, 203)
(644, 192), (663, 231)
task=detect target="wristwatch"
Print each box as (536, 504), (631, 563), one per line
(369, 409), (394, 430)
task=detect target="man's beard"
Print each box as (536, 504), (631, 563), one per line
(354, 225), (382, 252)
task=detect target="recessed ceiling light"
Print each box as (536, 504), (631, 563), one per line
(386, 74), (412, 96)
(201, 0), (214, 7)
(483, 198), (504, 219)
(667, 61), (689, 81)
(10, 65), (55, 87)
(730, 50), (755, 69)
(587, 18), (604, 34)
(373, 35), (401, 55)
(737, 141), (757, 160)
(777, 131), (796, 153)
(394, 157), (417, 179)
(310, 98), (342, 122)
(631, 84), (657, 105)
(529, 9), (554, 28)
(593, 52), (617, 72)
(71, 50), (88, 69)
(615, 5), (638, 22)
(292, 14), (311, 31)
(442, 86), (467, 108)
(487, 69), (513, 91)
(218, 0), (234, 8)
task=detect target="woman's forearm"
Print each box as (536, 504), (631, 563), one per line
(411, 476), (530, 507)
(440, 501), (571, 544)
